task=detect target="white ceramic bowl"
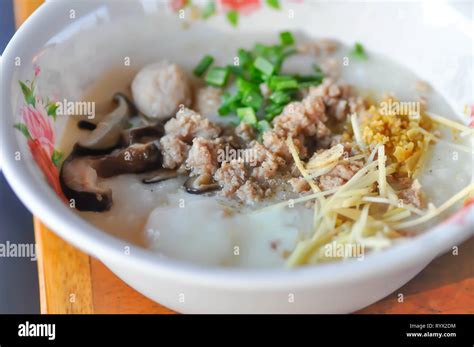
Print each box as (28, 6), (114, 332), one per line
(1, 0), (473, 313)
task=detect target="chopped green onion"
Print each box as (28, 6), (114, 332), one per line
(269, 90), (292, 105)
(237, 77), (258, 94)
(253, 43), (267, 56)
(242, 90), (263, 110)
(255, 44), (288, 71)
(268, 75), (292, 89)
(264, 103), (284, 121)
(237, 49), (252, 68)
(227, 65), (244, 76)
(280, 31), (295, 46)
(226, 10), (239, 27)
(202, 1), (216, 19)
(275, 79), (298, 91)
(265, 103), (284, 114)
(266, 0), (280, 9)
(206, 67), (230, 87)
(253, 56), (275, 76)
(282, 48), (297, 61)
(193, 32), (330, 129)
(218, 106), (230, 116)
(248, 65), (265, 84)
(218, 91), (242, 116)
(351, 42), (368, 60)
(237, 107), (257, 125)
(194, 55), (214, 77)
(296, 71), (324, 88)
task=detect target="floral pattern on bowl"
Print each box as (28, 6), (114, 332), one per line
(170, 0), (299, 26)
(14, 67), (67, 202)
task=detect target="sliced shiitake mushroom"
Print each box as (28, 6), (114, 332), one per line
(184, 173), (220, 195)
(76, 93), (136, 153)
(94, 141), (163, 178)
(60, 155), (112, 212)
(121, 123), (164, 146)
(142, 169), (179, 184)
(77, 120), (97, 131)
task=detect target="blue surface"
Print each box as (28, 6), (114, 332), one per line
(0, 0), (40, 314)
(0, 0), (15, 44)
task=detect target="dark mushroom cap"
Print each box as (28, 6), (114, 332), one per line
(94, 141), (163, 178)
(121, 123), (164, 146)
(142, 169), (179, 184)
(77, 120), (97, 131)
(76, 93), (135, 153)
(184, 174), (220, 195)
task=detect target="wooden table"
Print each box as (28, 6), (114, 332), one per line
(17, 0), (474, 314)
(34, 220), (474, 314)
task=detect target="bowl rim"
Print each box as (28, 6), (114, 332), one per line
(1, 0), (473, 290)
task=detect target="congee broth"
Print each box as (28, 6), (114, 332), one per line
(59, 32), (473, 268)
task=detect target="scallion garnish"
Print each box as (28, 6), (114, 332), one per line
(194, 55), (214, 77)
(268, 75), (292, 89)
(194, 31), (326, 136)
(253, 56), (275, 76)
(238, 49), (252, 68)
(264, 103), (284, 121)
(296, 74), (324, 88)
(206, 67), (230, 87)
(218, 91), (242, 116)
(269, 90), (292, 105)
(237, 107), (257, 125)
(248, 65), (265, 84)
(279, 31), (295, 46)
(253, 43), (267, 56)
(351, 42), (368, 60)
(274, 79), (298, 91)
(227, 65), (244, 76)
(236, 77), (257, 94)
(242, 90), (264, 110)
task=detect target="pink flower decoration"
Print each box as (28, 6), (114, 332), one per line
(34, 66), (41, 77)
(170, 0), (188, 11)
(220, 0), (261, 15)
(28, 139), (67, 203)
(470, 104), (474, 128)
(21, 103), (55, 157)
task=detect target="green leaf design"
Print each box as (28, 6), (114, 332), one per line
(351, 42), (368, 60)
(51, 149), (63, 168)
(19, 81), (35, 106)
(266, 0), (280, 9)
(226, 10), (239, 27)
(47, 102), (59, 120)
(14, 123), (31, 139)
(202, 1), (216, 19)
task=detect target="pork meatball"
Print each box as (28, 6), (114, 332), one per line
(131, 61), (192, 120)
